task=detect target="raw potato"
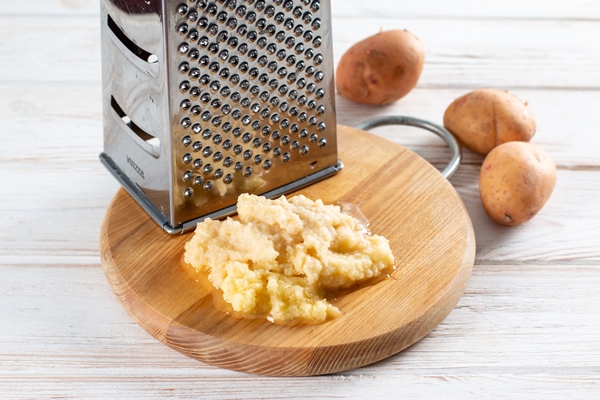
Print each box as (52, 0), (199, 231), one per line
(335, 30), (425, 105)
(479, 141), (556, 226)
(444, 88), (537, 154)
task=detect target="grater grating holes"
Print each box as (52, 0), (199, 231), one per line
(188, 10), (200, 22)
(189, 29), (200, 42)
(204, 181), (215, 190)
(180, 81), (191, 92)
(179, 23), (189, 35)
(190, 87), (201, 98)
(191, 124), (201, 135)
(178, 4), (189, 15)
(191, 105), (201, 115)
(178, 0), (329, 195)
(178, 43), (190, 55)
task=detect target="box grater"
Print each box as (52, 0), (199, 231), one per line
(100, 0), (342, 234)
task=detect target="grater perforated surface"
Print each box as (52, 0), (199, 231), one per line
(169, 0), (338, 224)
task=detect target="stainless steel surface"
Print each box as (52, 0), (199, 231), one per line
(355, 115), (462, 179)
(100, 0), (340, 233)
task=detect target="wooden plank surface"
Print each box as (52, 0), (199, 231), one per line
(1, 263), (599, 398)
(12, 0), (600, 19)
(1, 83), (598, 167)
(3, 16), (599, 89)
(1, 0), (599, 398)
(1, 165), (599, 263)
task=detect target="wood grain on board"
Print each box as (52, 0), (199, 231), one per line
(99, 125), (475, 375)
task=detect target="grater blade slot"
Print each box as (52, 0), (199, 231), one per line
(111, 96), (161, 158)
(107, 14), (159, 77)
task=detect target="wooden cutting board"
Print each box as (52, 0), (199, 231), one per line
(100, 125), (475, 376)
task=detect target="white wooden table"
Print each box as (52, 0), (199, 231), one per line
(2, 1), (599, 398)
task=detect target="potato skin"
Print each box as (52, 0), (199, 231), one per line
(335, 30), (425, 105)
(443, 89), (536, 155)
(479, 142), (556, 226)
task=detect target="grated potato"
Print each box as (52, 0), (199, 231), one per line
(184, 194), (394, 325)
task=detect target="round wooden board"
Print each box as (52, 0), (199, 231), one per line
(100, 125), (475, 376)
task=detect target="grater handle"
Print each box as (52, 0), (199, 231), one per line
(355, 116), (462, 179)
(106, 14), (159, 78)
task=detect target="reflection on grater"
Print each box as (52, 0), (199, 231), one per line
(99, 0), (342, 234)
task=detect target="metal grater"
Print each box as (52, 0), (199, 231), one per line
(99, 0), (342, 234)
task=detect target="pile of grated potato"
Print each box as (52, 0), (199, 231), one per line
(184, 193), (394, 325)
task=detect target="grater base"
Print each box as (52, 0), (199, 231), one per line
(100, 152), (342, 234)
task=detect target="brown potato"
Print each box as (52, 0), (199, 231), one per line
(335, 30), (425, 105)
(443, 88), (536, 154)
(479, 142), (556, 226)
